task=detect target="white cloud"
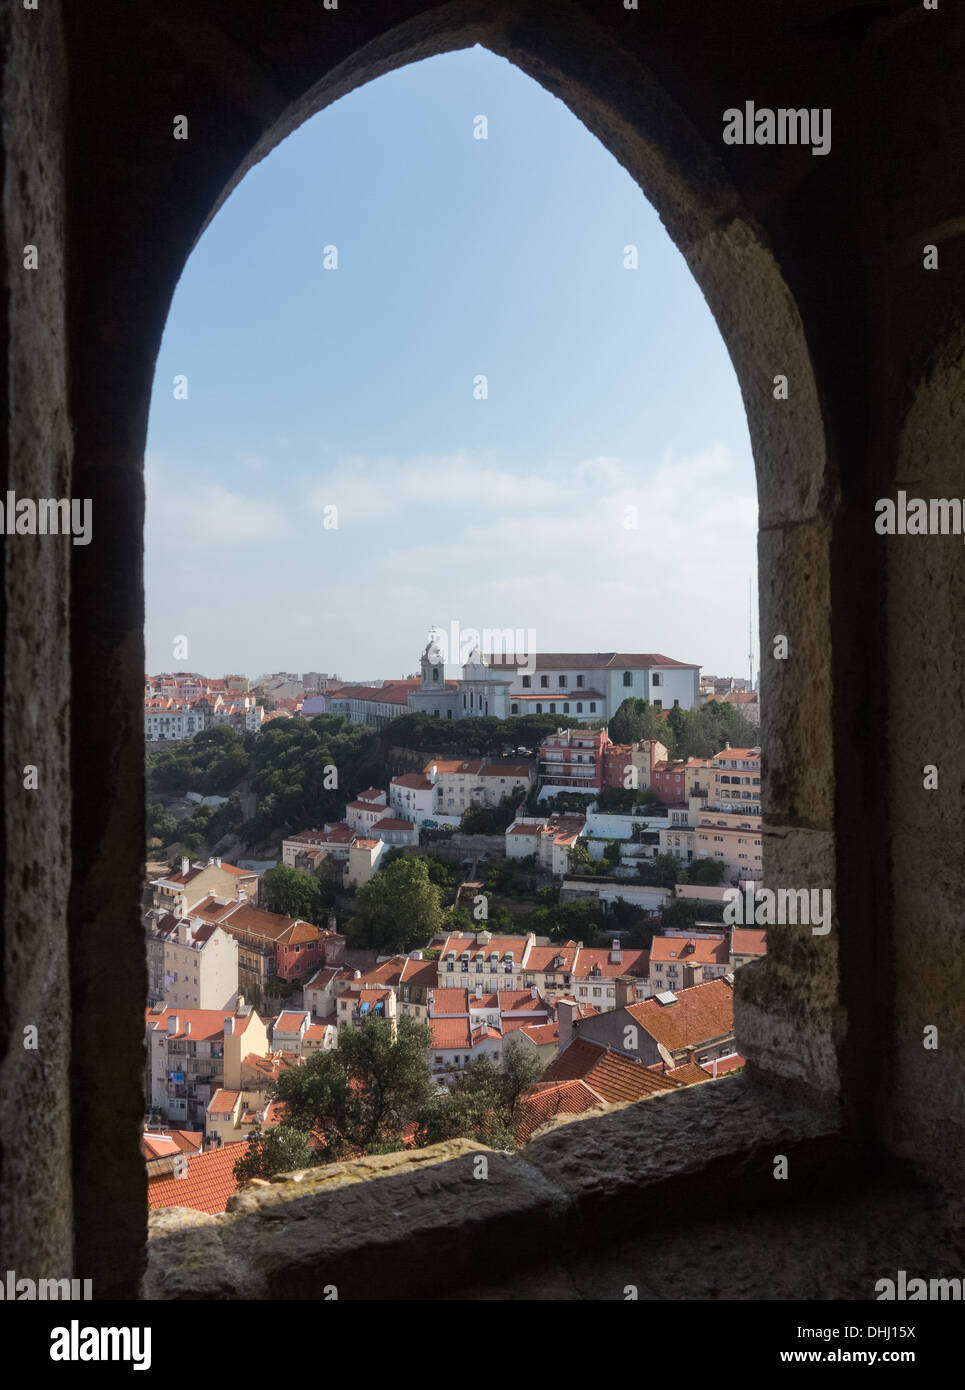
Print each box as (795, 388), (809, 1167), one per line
(145, 443), (758, 676)
(145, 461), (291, 547)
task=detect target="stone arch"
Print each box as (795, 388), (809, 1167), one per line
(11, 0), (923, 1301)
(143, 0), (838, 1098)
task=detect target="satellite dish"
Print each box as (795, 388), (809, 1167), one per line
(657, 1042), (675, 1069)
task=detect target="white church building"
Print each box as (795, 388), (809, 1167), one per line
(406, 638), (700, 724)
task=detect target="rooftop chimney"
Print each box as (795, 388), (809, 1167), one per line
(610, 939), (622, 964)
(475, 984), (482, 999)
(556, 998), (577, 1055)
(530, 985), (537, 999)
(224, 1017), (233, 1035)
(181, 856), (189, 877)
(167, 1014), (179, 1035)
(214, 856), (222, 868)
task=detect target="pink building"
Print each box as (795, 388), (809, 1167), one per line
(537, 728), (612, 794)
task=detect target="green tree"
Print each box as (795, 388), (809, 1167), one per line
(608, 698), (668, 746)
(271, 1014), (436, 1160)
(348, 855), (444, 953)
(635, 852), (680, 888)
(658, 897), (704, 932)
(687, 856), (727, 886)
(232, 1126), (316, 1184)
(262, 863), (329, 924)
(568, 839), (592, 874)
(415, 1047), (543, 1150)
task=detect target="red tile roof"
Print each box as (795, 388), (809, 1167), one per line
(571, 947), (650, 980)
(273, 1011), (309, 1033)
(145, 1006), (259, 1042)
(541, 1038), (682, 1103)
(148, 1142), (251, 1216)
(515, 1079), (605, 1144)
(430, 1018), (471, 1049)
(649, 934), (729, 966)
(208, 1089), (241, 1114)
(700, 1052), (745, 1077)
(496, 652), (698, 671)
(626, 978), (734, 1053)
(142, 1129), (203, 1161)
(731, 929), (767, 956)
(518, 1022), (558, 1046)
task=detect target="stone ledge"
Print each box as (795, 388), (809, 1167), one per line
(145, 1076), (847, 1299)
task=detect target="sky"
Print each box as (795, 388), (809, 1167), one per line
(145, 45), (758, 684)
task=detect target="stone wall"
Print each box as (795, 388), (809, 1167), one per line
(2, 0), (964, 1295)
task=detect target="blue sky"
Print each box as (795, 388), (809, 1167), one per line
(145, 45), (758, 683)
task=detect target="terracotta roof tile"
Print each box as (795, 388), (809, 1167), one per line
(147, 1142), (251, 1216)
(541, 1038), (682, 1103)
(625, 978), (734, 1053)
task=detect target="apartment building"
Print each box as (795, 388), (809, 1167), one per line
(694, 809), (763, 879)
(710, 746), (762, 813)
(436, 932), (531, 991)
(505, 814), (586, 877)
(144, 1001), (269, 1130)
(145, 910), (239, 1010)
(149, 856), (259, 914)
(648, 933), (731, 992)
(327, 680), (422, 729)
(426, 984), (551, 1080)
(422, 760), (533, 819)
(304, 963), (355, 1021)
(650, 756), (715, 806)
(282, 824), (354, 867)
(436, 932), (650, 1012)
(570, 942), (651, 1009)
(187, 895), (345, 998)
(334, 986), (397, 1036)
(339, 954), (439, 1023)
(537, 728), (609, 794)
(571, 977), (736, 1070)
(205, 1089), (287, 1148)
(269, 1010), (335, 1055)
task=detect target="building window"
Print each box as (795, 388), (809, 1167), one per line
(623, 671), (632, 686)
(577, 675), (584, 688)
(576, 702), (583, 713)
(563, 703), (569, 713)
(511, 703), (518, 715)
(589, 703), (596, 713)
(559, 676), (566, 687)
(652, 673), (662, 686)
(549, 703), (556, 713)
(536, 703), (542, 714)
(540, 675), (548, 688)
(522, 676), (531, 688)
